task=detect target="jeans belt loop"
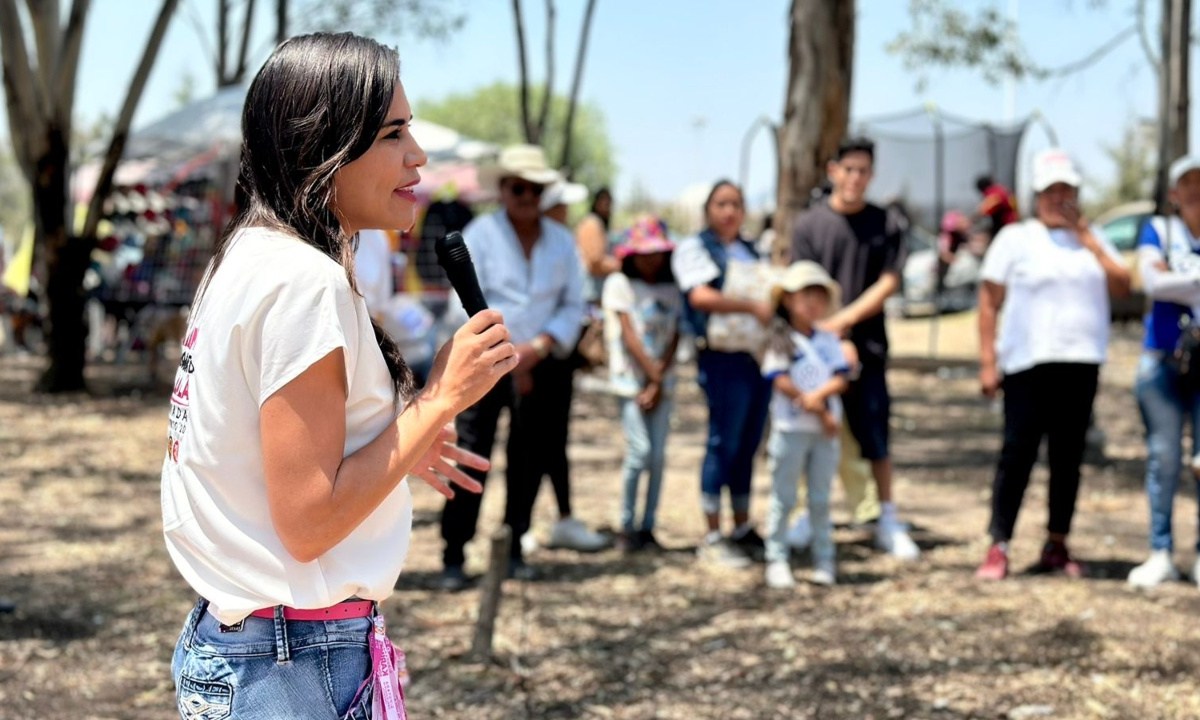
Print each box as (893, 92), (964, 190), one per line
(272, 605), (291, 665)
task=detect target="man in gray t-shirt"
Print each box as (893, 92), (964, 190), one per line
(790, 136), (920, 561)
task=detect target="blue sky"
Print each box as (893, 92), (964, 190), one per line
(1, 1), (1174, 210)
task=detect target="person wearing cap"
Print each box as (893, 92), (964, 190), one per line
(790, 136), (919, 561)
(602, 216), (681, 552)
(673, 179), (775, 568)
(975, 148), (1130, 581)
(761, 261), (853, 589)
(439, 144), (591, 589)
(540, 180), (588, 225)
(1128, 155), (1200, 589)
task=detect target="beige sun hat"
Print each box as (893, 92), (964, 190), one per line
(480, 144), (562, 189)
(770, 260), (842, 311)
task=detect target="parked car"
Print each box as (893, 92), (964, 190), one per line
(894, 224), (981, 317)
(1096, 200), (1154, 321)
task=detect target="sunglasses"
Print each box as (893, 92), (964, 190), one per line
(507, 181), (545, 198)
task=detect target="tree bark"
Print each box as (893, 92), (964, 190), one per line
(35, 126), (88, 392)
(774, 0), (854, 259)
(231, 0), (258, 85)
(217, 0), (230, 84)
(559, 0), (597, 175)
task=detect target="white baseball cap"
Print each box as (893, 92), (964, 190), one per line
(1169, 155), (1200, 187)
(1031, 148), (1082, 192)
(539, 180), (588, 211)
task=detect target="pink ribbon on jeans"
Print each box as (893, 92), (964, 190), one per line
(347, 615), (409, 720)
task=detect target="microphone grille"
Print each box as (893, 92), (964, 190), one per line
(435, 232), (472, 266)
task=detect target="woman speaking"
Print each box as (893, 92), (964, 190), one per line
(162, 33), (517, 719)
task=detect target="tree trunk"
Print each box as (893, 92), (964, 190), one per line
(774, 0), (854, 260)
(559, 0), (598, 174)
(1154, 0), (1189, 212)
(35, 126), (89, 393)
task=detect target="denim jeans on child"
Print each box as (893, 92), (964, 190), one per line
(764, 428), (839, 565)
(619, 396), (673, 533)
(1136, 352), (1200, 552)
(172, 599), (375, 720)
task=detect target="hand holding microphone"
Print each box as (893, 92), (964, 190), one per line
(422, 233), (517, 415)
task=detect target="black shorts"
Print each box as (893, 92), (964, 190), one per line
(844, 363), (890, 461)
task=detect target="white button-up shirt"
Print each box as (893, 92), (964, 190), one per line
(447, 210), (585, 352)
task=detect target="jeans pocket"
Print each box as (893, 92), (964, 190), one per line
(177, 674), (233, 720)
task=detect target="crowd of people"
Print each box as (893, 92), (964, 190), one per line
(144, 32), (1200, 719)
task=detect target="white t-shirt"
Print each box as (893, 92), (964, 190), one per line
(761, 328), (850, 433)
(601, 272), (682, 398)
(980, 219), (1120, 375)
(161, 227), (411, 626)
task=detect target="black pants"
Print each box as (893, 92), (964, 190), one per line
(440, 357), (574, 567)
(988, 362), (1099, 543)
(539, 356), (575, 518)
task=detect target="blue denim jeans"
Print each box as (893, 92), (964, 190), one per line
(1136, 352), (1200, 552)
(696, 350), (771, 516)
(619, 396), (673, 533)
(764, 428), (839, 564)
(172, 599), (375, 720)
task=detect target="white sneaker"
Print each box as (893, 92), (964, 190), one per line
(875, 517), (921, 560)
(520, 532), (540, 556)
(547, 518), (608, 552)
(1127, 550), (1178, 588)
(811, 560), (836, 586)
(765, 560), (796, 589)
(786, 513), (813, 550)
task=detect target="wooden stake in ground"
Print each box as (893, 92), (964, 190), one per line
(470, 526), (512, 660)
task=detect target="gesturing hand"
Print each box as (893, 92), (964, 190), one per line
(412, 424), (488, 500)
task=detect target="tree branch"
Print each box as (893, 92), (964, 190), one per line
(233, 0), (257, 84)
(511, 0), (534, 143)
(0, 0), (43, 178)
(1038, 24), (1138, 78)
(1137, 0), (1161, 72)
(275, 0), (288, 45)
(536, 0), (554, 144)
(56, 0), (91, 128)
(83, 0), (181, 240)
(559, 0), (597, 173)
(26, 0), (58, 120)
(217, 0), (230, 84)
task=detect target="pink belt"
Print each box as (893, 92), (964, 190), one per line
(248, 599), (375, 621)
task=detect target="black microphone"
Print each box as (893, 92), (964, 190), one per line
(435, 231), (489, 316)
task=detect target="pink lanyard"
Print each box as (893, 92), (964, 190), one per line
(349, 615), (409, 720)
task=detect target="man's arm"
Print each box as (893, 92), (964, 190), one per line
(824, 271), (900, 336)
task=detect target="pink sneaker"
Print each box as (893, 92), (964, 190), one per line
(975, 543), (1009, 581)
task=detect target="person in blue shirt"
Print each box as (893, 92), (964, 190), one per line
(1129, 155), (1200, 589)
(438, 145), (591, 589)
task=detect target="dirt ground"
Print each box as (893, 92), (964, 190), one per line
(2, 319), (1200, 720)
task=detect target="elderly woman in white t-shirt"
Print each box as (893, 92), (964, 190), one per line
(975, 149), (1131, 581)
(163, 34), (517, 719)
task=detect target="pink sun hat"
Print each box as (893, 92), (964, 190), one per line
(615, 215), (675, 259)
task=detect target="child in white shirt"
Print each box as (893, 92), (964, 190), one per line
(761, 261), (853, 588)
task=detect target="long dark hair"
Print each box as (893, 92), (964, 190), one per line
(197, 32), (413, 399)
(591, 187), (612, 230)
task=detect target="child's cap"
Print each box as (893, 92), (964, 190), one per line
(771, 260), (842, 310)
